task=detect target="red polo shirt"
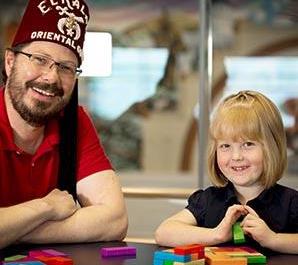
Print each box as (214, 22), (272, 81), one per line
(0, 87), (112, 207)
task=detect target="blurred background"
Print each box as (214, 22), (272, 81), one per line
(1, 0), (297, 242)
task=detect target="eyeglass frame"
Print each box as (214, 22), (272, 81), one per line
(8, 48), (82, 78)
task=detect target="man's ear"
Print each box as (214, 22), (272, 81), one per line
(5, 49), (16, 77)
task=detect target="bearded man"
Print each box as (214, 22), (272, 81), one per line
(0, 0), (127, 248)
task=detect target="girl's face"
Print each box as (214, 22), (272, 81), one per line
(216, 139), (264, 188)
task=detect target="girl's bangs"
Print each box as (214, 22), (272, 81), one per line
(211, 106), (261, 141)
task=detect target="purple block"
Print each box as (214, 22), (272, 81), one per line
(100, 246), (137, 257)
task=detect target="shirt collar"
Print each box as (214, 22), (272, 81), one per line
(223, 180), (276, 206)
(248, 185), (275, 206)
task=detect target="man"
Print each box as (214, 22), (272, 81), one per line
(0, 0), (128, 248)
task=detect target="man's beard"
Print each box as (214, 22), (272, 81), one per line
(6, 65), (72, 127)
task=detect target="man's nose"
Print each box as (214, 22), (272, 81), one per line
(40, 63), (60, 82)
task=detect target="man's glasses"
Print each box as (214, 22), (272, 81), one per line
(10, 49), (82, 78)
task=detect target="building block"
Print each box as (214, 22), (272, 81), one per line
(28, 251), (51, 258)
(153, 245), (265, 265)
(152, 258), (165, 265)
(238, 247), (257, 253)
(205, 246), (266, 265)
(2, 249), (72, 265)
(164, 260), (174, 265)
(28, 249), (67, 259)
(153, 246), (206, 265)
(154, 249), (191, 263)
(189, 253), (203, 261)
(40, 250), (67, 257)
(246, 255), (266, 264)
(4, 255), (27, 262)
(51, 257), (73, 265)
(2, 260), (46, 265)
(34, 256), (73, 265)
(205, 252), (247, 265)
(100, 246), (137, 257)
(5, 257), (40, 263)
(174, 244), (204, 255)
(173, 259), (205, 265)
(229, 253), (266, 264)
(233, 222), (246, 244)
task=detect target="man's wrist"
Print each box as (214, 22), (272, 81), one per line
(23, 198), (53, 221)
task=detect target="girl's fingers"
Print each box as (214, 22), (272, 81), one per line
(243, 205), (259, 217)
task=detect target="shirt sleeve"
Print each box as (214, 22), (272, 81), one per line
(186, 189), (209, 226)
(76, 106), (113, 181)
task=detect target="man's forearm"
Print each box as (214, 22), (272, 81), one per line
(0, 199), (54, 249)
(19, 204), (128, 244)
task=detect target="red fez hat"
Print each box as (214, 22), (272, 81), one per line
(12, 0), (89, 66)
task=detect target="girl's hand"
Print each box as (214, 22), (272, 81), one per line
(241, 205), (276, 247)
(213, 204), (248, 244)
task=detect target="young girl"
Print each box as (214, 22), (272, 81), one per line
(155, 90), (298, 254)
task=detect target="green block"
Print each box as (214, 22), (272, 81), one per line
(4, 255), (26, 262)
(164, 260), (174, 265)
(233, 221), (245, 244)
(247, 255), (267, 264)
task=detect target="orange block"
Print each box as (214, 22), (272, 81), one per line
(205, 252), (247, 265)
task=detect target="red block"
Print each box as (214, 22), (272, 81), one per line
(174, 244), (205, 255)
(174, 244), (205, 259)
(29, 251), (52, 258)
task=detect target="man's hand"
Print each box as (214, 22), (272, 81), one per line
(42, 189), (77, 221)
(241, 205), (276, 247)
(213, 204), (248, 243)
(18, 171), (128, 244)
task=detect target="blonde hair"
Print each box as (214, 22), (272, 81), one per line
(207, 90), (287, 189)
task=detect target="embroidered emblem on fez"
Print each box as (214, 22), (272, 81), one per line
(57, 13), (82, 40)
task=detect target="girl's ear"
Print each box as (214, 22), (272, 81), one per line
(5, 49), (16, 77)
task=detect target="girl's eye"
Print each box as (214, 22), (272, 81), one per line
(243, 141), (255, 148)
(218, 143), (230, 150)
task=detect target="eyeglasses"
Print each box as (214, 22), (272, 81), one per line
(11, 49), (82, 78)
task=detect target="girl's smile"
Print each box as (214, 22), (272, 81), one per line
(216, 140), (264, 188)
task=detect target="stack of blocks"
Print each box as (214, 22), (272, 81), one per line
(153, 245), (267, 265)
(205, 246), (267, 265)
(153, 244), (205, 265)
(1, 249), (73, 265)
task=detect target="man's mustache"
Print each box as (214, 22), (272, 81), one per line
(25, 81), (64, 97)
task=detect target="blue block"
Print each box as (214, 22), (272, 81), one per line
(154, 250), (191, 262)
(153, 257), (164, 265)
(3, 261), (45, 265)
